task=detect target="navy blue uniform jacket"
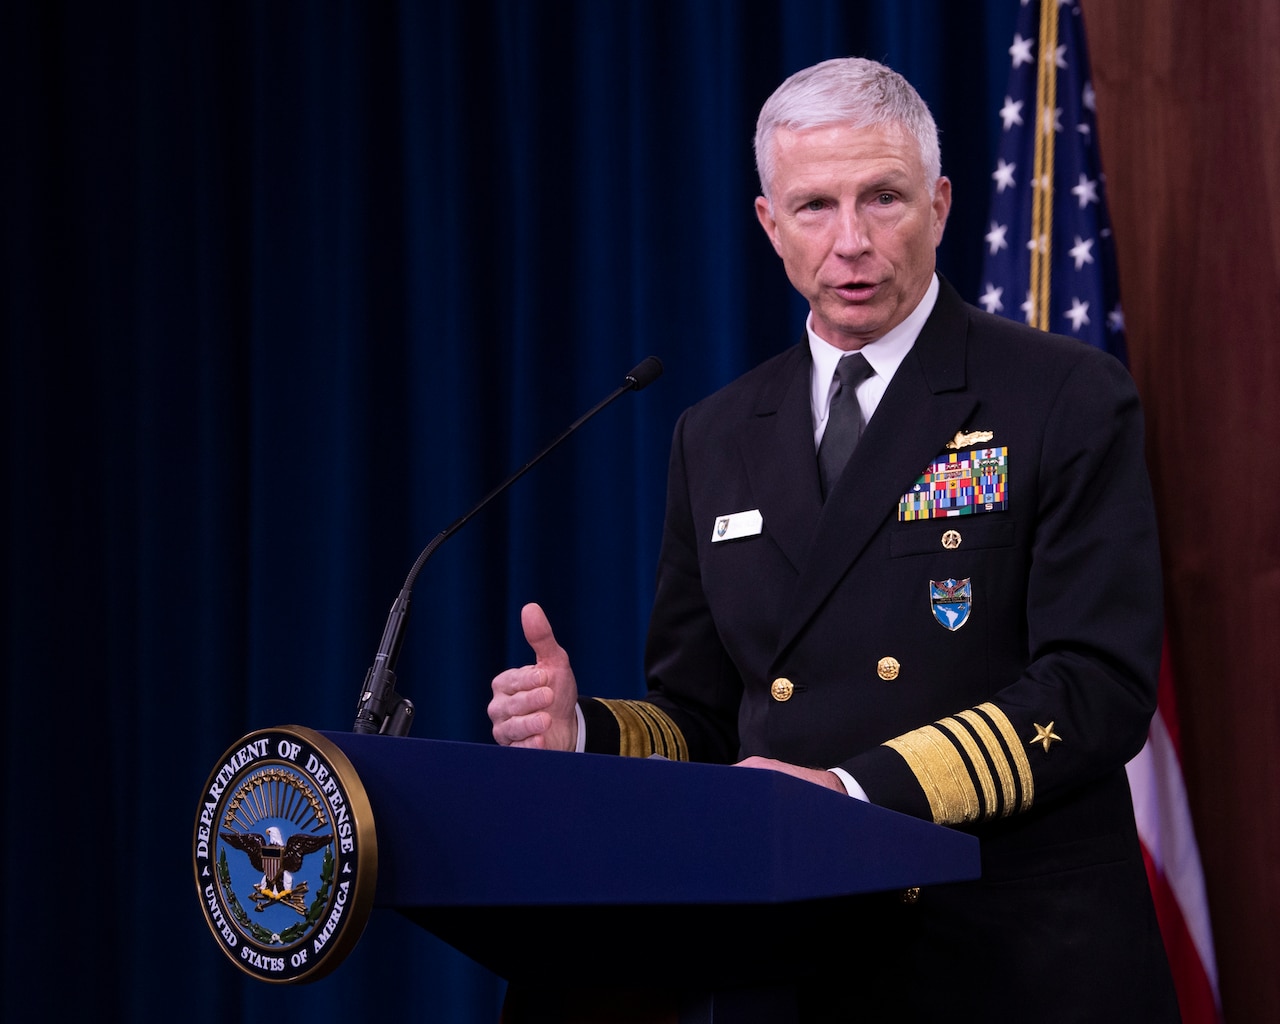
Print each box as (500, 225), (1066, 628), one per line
(582, 278), (1179, 1020)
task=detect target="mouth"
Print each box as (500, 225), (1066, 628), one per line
(832, 280), (880, 301)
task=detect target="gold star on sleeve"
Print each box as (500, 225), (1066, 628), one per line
(1028, 721), (1062, 753)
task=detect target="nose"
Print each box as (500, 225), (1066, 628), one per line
(833, 205), (870, 258)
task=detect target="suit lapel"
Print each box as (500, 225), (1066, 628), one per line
(737, 344), (821, 573)
(773, 279), (979, 660)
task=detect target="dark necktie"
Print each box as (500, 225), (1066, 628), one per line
(817, 352), (874, 499)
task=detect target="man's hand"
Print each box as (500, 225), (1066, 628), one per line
(489, 603), (580, 751)
(734, 755), (847, 793)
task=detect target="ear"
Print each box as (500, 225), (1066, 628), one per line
(754, 196), (783, 256)
(931, 176), (952, 246)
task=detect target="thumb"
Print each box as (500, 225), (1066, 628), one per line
(520, 602), (568, 668)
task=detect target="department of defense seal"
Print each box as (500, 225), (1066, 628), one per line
(192, 726), (376, 983)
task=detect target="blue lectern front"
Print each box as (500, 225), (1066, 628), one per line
(320, 732), (981, 1023)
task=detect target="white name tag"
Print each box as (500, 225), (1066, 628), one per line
(711, 509), (763, 543)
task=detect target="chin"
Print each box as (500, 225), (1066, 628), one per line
(828, 317), (884, 342)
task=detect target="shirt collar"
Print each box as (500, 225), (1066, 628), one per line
(807, 273), (940, 425)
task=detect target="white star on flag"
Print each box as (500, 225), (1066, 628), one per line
(1064, 298), (1090, 331)
(1000, 96), (1025, 130)
(979, 284), (1005, 314)
(1072, 173), (1100, 208)
(992, 159), (1017, 192)
(1009, 34), (1034, 68)
(986, 221), (1010, 255)
(1068, 235), (1095, 270)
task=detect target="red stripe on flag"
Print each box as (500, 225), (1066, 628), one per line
(1141, 842), (1224, 1024)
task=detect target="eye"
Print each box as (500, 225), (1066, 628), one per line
(804, 199), (827, 212)
(875, 192), (897, 205)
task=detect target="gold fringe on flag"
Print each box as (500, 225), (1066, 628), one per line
(1029, 0), (1059, 331)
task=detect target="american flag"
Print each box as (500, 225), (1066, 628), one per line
(978, 0), (1125, 358)
(979, 3), (1223, 1022)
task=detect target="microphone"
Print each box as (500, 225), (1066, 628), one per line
(352, 355), (664, 735)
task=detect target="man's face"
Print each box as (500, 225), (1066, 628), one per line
(754, 123), (951, 350)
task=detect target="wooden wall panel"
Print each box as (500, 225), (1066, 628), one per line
(1081, 1), (1280, 1019)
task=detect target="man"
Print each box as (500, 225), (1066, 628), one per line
(490, 57), (1179, 1021)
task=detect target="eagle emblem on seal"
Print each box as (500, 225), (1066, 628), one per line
(219, 826), (332, 914)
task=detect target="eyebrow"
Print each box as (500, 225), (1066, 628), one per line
(862, 171), (913, 193)
(778, 166), (920, 208)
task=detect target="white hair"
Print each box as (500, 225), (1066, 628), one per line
(754, 57), (942, 200)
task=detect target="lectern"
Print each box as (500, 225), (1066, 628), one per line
(321, 731), (981, 1023)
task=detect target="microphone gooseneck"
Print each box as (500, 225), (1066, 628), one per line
(352, 356), (664, 736)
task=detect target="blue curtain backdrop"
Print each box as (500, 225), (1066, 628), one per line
(3, 2), (1019, 1020)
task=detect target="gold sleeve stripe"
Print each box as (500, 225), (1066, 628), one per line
(883, 703), (1038, 825)
(631, 702), (689, 761)
(955, 709), (1019, 815)
(884, 725), (981, 826)
(975, 702), (1034, 812)
(595, 699), (689, 761)
(937, 717), (997, 819)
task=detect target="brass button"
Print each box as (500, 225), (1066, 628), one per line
(901, 886), (921, 904)
(770, 677), (794, 702)
(941, 529), (961, 549)
(877, 657), (900, 681)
